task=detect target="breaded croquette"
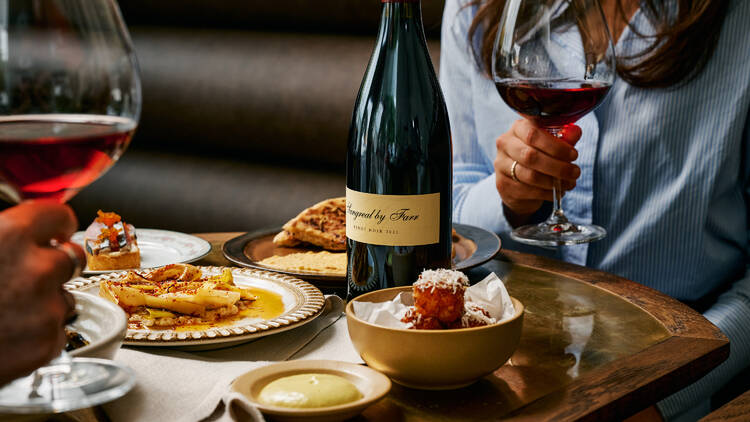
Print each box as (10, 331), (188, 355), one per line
(401, 306), (444, 330)
(413, 269), (469, 323)
(404, 269), (499, 330)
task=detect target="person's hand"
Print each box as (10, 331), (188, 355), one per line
(0, 201), (85, 386)
(494, 119), (583, 226)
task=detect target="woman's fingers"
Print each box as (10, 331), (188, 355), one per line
(493, 119), (583, 222)
(512, 120), (580, 161)
(502, 121), (581, 181)
(496, 171), (552, 202)
(506, 156), (556, 190)
(497, 155), (577, 192)
(559, 124), (582, 146)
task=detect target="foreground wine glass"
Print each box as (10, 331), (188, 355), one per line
(492, 0), (615, 246)
(0, 0), (140, 413)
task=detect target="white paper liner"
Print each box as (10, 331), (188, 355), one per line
(352, 272), (516, 329)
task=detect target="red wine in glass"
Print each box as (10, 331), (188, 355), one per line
(494, 79), (612, 245)
(495, 80), (611, 128)
(0, 114), (135, 203)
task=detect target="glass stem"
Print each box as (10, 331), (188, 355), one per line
(545, 128), (574, 232)
(552, 177), (565, 221)
(28, 351), (73, 400)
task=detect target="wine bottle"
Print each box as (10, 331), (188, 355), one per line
(346, 0), (452, 300)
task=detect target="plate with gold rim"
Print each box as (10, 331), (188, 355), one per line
(64, 266), (326, 350)
(222, 223), (501, 286)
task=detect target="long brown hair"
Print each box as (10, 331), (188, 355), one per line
(468, 0), (730, 88)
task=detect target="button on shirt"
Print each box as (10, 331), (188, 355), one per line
(439, 0), (750, 419)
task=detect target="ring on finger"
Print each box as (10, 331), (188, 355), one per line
(510, 160), (520, 183)
(50, 239), (83, 280)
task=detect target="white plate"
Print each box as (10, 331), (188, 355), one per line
(65, 266), (326, 350)
(72, 228), (212, 275)
(232, 360), (391, 422)
(67, 291), (128, 360)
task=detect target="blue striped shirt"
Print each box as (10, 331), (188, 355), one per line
(439, 0), (750, 419)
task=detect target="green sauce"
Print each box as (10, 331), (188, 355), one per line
(258, 373), (363, 408)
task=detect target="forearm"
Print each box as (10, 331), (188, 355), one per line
(453, 172), (509, 233)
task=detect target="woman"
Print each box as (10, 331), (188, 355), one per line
(439, 0), (749, 419)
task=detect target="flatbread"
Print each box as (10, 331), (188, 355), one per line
(272, 229), (301, 247)
(258, 251), (346, 276)
(277, 197), (346, 251)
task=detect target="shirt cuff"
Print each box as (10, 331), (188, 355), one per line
(454, 174), (509, 234)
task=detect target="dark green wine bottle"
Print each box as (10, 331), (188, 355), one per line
(346, 0), (452, 300)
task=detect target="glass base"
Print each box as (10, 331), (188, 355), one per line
(511, 221), (606, 246)
(0, 358), (135, 414)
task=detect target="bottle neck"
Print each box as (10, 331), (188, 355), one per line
(377, 0), (426, 46)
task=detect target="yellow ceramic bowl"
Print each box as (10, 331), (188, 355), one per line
(346, 286), (524, 390)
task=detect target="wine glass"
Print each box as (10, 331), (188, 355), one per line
(0, 0), (140, 413)
(492, 0), (615, 246)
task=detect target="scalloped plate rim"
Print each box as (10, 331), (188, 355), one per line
(65, 266), (326, 348)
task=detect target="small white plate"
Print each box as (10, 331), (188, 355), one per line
(72, 228), (211, 275)
(232, 360), (391, 422)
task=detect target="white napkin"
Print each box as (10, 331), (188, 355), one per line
(349, 292), (413, 327)
(464, 272), (516, 322)
(201, 392), (265, 422)
(104, 295), (362, 422)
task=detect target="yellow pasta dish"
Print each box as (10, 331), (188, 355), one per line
(99, 263), (259, 329)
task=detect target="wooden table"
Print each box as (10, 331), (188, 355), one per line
(65, 232), (729, 422)
(700, 389), (750, 421)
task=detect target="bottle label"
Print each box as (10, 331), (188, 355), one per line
(346, 188), (440, 246)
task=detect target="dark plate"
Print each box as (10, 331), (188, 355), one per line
(222, 223), (501, 287)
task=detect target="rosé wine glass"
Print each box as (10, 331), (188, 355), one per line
(0, 0), (140, 413)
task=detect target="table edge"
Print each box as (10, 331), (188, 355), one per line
(505, 336), (729, 421)
(498, 250), (728, 342)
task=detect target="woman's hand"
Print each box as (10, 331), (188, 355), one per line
(0, 201), (85, 386)
(494, 119), (583, 226)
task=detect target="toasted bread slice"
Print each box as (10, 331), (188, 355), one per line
(281, 197), (346, 251)
(86, 244), (141, 271)
(84, 210), (141, 270)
